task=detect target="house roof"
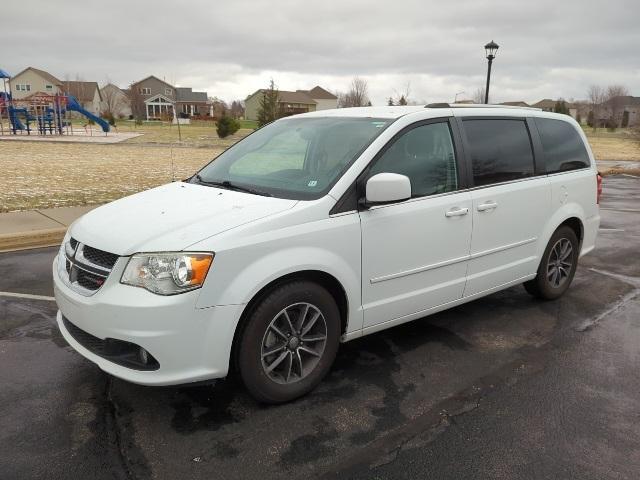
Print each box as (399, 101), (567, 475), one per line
(303, 86), (337, 100)
(131, 75), (175, 90)
(248, 89), (317, 105)
(500, 101), (530, 107)
(64, 81), (102, 102)
(605, 95), (640, 106)
(531, 99), (579, 109)
(175, 87), (208, 103)
(12, 67), (62, 86)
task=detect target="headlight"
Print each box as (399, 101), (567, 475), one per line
(121, 252), (214, 295)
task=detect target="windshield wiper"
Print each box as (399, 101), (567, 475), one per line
(194, 175), (273, 197)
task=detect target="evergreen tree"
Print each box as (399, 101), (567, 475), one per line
(554, 99), (570, 115)
(387, 97), (394, 106)
(257, 79), (280, 127)
(398, 95), (407, 106)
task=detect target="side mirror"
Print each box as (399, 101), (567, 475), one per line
(364, 173), (411, 206)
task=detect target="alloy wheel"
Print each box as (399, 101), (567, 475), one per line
(260, 302), (328, 384)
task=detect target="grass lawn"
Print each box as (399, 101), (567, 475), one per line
(0, 142), (219, 212)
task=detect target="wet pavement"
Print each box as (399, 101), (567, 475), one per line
(1, 175), (639, 480)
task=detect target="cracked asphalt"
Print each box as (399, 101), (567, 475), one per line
(1, 175), (639, 480)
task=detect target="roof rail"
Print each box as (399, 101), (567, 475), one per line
(425, 103), (542, 111)
(425, 103), (450, 108)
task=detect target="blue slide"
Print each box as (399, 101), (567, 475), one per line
(8, 106), (29, 133)
(65, 95), (110, 133)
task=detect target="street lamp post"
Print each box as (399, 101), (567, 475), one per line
(484, 40), (499, 104)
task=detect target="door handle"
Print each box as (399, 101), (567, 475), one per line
(477, 201), (498, 212)
(445, 207), (469, 217)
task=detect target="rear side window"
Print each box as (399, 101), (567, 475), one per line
(535, 118), (591, 173)
(463, 119), (535, 187)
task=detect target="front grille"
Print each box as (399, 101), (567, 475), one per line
(62, 316), (159, 371)
(58, 238), (118, 296)
(82, 245), (119, 270)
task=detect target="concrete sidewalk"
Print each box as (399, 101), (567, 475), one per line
(0, 206), (97, 252)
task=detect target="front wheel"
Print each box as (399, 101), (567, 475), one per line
(524, 226), (579, 300)
(237, 281), (340, 404)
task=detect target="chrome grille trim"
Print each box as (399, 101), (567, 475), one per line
(58, 239), (119, 296)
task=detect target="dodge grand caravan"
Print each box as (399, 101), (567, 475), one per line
(54, 105), (600, 403)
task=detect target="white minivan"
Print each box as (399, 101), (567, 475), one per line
(54, 105), (601, 403)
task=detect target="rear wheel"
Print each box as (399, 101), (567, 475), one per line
(524, 226), (579, 300)
(237, 281), (340, 404)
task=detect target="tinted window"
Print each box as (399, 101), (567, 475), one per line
(535, 118), (590, 173)
(464, 119), (535, 186)
(369, 122), (458, 197)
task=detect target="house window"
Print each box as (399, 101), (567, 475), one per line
(15, 84), (31, 92)
(45, 84), (53, 91)
(165, 88), (172, 95)
(140, 87), (151, 94)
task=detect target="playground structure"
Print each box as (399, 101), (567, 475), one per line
(0, 69), (110, 136)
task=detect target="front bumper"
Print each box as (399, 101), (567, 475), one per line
(53, 255), (245, 386)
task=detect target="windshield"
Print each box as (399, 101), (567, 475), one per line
(193, 117), (392, 200)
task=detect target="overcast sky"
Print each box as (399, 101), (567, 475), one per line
(3, 0), (639, 105)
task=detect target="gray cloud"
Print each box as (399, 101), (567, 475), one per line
(3, 0), (639, 104)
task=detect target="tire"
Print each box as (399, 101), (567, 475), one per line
(524, 226), (579, 300)
(237, 281), (341, 404)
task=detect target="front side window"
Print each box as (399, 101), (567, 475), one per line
(165, 88), (172, 95)
(464, 119), (535, 187)
(369, 122), (458, 197)
(194, 117), (391, 200)
(534, 118), (590, 173)
(140, 87), (151, 94)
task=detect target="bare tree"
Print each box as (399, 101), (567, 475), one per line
(587, 85), (606, 130)
(209, 96), (228, 118)
(128, 82), (146, 124)
(392, 82), (411, 105)
(473, 87), (486, 104)
(229, 100), (245, 119)
(101, 81), (128, 119)
(605, 84), (630, 127)
(339, 77), (370, 108)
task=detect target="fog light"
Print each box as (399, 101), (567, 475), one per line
(139, 347), (149, 364)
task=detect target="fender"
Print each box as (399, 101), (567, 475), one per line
(536, 201), (586, 262)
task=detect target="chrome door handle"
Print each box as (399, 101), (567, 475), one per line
(445, 207), (469, 217)
(477, 201), (498, 212)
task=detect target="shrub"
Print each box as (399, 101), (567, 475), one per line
(606, 116), (617, 131)
(216, 115), (241, 138)
(101, 111), (116, 126)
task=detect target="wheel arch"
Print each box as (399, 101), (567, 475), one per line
(538, 203), (586, 263)
(229, 269), (350, 374)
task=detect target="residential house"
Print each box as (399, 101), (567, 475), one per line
(100, 83), (132, 118)
(298, 86), (338, 111)
(176, 87), (211, 117)
(9, 67), (63, 99)
(129, 76), (211, 120)
(531, 99), (578, 120)
(130, 75), (177, 120)
(244, 85), (337, 121)
(603, 96), (640, 127)
(63, 81), (102, 115)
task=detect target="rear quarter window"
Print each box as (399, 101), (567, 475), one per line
(463, 119), (535, 187)
(534, 118), (591, 173)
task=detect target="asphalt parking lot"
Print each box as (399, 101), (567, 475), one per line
(1, 175), (639, 480)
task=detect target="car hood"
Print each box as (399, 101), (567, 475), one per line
(70, 182), (298, 255)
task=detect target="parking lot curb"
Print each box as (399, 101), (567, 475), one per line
(0, 228), (67, 253)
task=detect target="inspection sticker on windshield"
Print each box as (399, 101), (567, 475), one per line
(372, 121), (387, 128)
(308, 180), (318, 187)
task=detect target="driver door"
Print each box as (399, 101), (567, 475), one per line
(359, 119), (472, 330)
